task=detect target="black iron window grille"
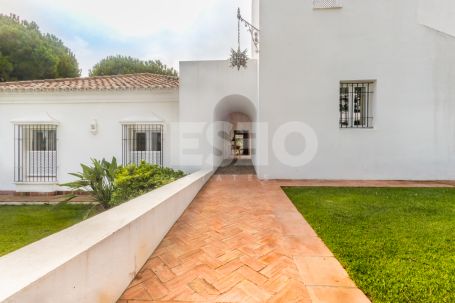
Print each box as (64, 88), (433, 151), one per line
(339, 82), (374, 128)
(14, 124), (58, 183)
(122, 124), (163, 166)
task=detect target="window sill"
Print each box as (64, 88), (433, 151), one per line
(313, 0), (343, 9)
(15, 182), (58, 185)
(339, 127), (375, 130)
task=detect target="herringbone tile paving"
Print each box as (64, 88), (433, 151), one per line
(118, 175), (372, 303)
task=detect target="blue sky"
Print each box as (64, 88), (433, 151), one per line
(0, 0), (252, 75)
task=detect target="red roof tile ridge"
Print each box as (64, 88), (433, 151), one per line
(0, 73), (178, 86)
(0, 73), (179, 92)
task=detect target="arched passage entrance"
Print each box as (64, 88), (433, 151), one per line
(213, 95), (257, 174)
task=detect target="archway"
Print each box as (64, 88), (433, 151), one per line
(212, 95), (257, 174)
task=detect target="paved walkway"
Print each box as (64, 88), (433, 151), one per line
(120, 175), (400, 303)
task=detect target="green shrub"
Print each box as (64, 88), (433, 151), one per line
(63, 158), (184, 208)
(61, 157), (119, 209)
(111, 162), (185, 205)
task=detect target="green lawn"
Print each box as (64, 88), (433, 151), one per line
(0, 204), (98, 256)
(283, 187), (455, 303)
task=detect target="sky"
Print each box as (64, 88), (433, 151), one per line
(0, 0), (253, 76)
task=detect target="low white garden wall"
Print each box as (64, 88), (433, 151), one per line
(0, 169), (213, 303)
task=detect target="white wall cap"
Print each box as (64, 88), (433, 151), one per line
(10, 112), (60, 125)
(0, 168), (213, 302)
(119, 113), (164, 124)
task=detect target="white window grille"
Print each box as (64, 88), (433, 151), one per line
(122, 124), (163, 166)
(313, 0), (343, 9)
(14, 124), (58, 182)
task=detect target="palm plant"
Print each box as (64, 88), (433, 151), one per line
(61, 157), (119, 209)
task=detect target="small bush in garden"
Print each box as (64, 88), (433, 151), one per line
(111, 162), (185, 205)
(61, 157), (119, 209)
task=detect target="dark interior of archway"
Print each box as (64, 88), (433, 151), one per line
(215, 159), (256, 175)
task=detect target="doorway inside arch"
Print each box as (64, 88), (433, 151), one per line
(232, 130), (250, 158)
(215, 111), (256, 175)
(228, 112), (252, 160)
(213, 95), (257, 175)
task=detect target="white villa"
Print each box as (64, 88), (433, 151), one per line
(1, 0), (455, 194)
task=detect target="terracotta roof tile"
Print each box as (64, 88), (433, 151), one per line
(0, 73), (179, 92)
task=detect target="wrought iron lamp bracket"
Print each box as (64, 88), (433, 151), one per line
(229, 8), (260, 70)
(237, 8), (260, 53)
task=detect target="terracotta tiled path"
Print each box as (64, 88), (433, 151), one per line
(118, 175), (455, 303)
(119, 175), (402, 303)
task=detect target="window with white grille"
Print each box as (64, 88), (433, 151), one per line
(122, 124), (163, 166)
(313, 0), (343, 9)
(14, 124), (58, 182)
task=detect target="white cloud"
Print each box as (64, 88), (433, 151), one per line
(54, 0), (216, 39)
(0, 0), (254, 75)
(63, 36), (97, 75)
(140, 1), (253, 68)
(3, 0), (249, 38)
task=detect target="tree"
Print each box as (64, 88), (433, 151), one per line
(0, 14), (80, 82)
(89, 55), (177, 77)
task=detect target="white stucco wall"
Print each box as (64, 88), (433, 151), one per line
(2, 0), (454, 184)
(251, 0), (260, 59)
(177, 60), (258, 172)
(418, 0), (455, 37)
(0, 89), (179, 191)
(257, 0), (455, 180)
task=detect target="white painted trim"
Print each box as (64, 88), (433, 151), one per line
(10, 121), (60, 125)
(14, 182), (59, 185)
(119, 114), (164, 124)
(10, 113), (60, 125)
(0, 88), (179, 105)
(0, 87), (176, 94)
(120, 121), (165, 125)
(313, 0), (343, 9)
